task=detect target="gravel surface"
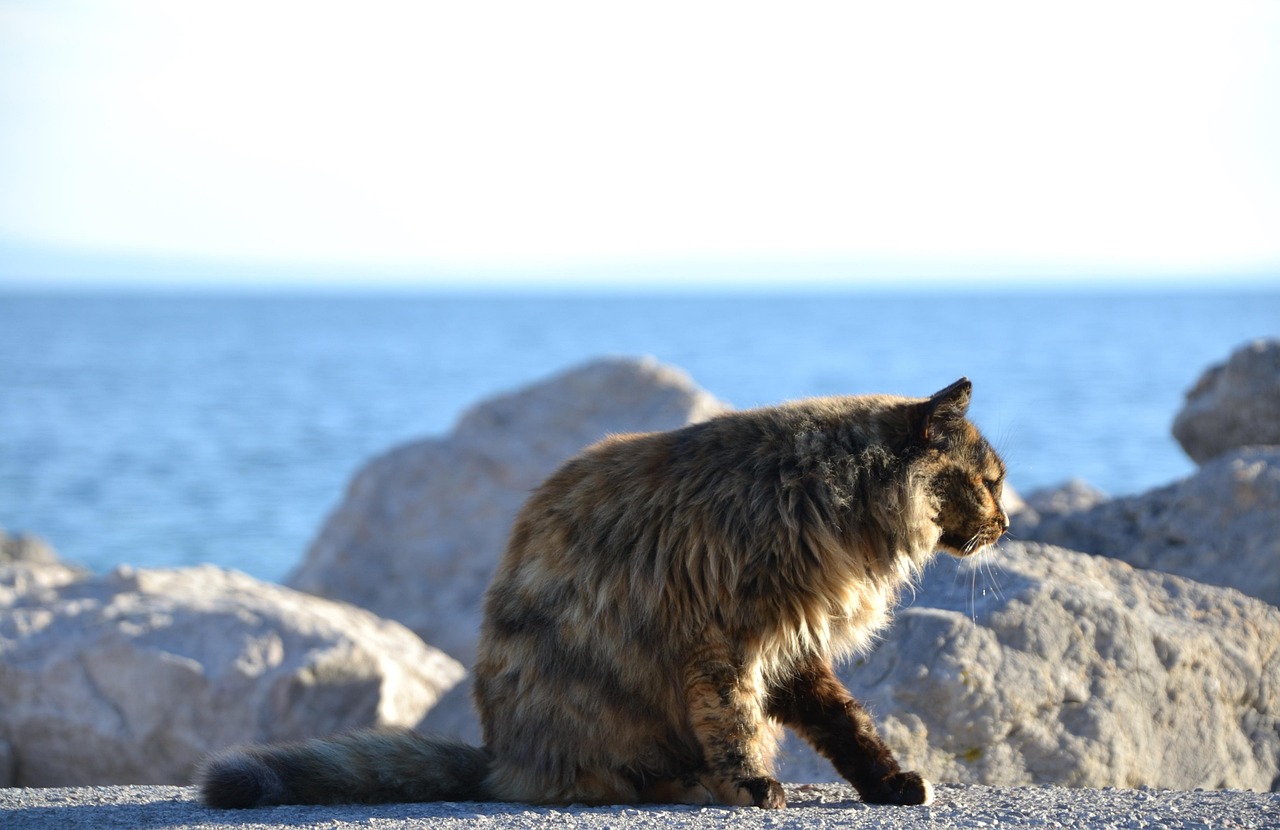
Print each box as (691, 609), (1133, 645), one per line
(1, 783), (1276, 830)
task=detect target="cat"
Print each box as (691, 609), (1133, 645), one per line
(198, 377), (1008, 810)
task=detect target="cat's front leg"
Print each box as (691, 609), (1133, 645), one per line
(682, 645), (786, 809)
(768, 658), (933, 806)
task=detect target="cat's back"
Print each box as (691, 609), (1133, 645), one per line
(502, 393), (918, 567)
(551, 392), (913, 479)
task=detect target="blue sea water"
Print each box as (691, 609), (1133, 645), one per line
(1, 289), (1276, 583)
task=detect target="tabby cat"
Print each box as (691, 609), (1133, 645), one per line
(199, 378), (1008, 810)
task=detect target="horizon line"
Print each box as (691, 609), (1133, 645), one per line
(2, 240), (1277, 295)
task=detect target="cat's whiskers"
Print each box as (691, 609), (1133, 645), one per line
(980, 552), (1007, 604)
(967, 553), (990, 623)
(957, 526), (1008, 621)
(966, 566), (981, 620)
(963, 545), (1009, 622)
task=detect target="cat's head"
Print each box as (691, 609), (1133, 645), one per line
(915, 378), (1009, 557)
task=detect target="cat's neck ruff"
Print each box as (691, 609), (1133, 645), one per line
(754, 515), (946, 681)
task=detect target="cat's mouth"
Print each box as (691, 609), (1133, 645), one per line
(938, 522), (1008, 557)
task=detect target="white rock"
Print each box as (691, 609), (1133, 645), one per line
(1015, 447), (1280, 608)
(0, 563), (463, 786)
(0, 529), (62, 566)
(1025, 478), (1109, 516)
(288, 357), (728, 664)
(1172, 338), (1280, 463)
(1007, 478), (1110, 538)
(777, 541), (1280, 791)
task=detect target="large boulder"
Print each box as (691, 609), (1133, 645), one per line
(1014, 447), (1280, 608)
(288, 357), (728, 664)
(1173, 338), (1280, 464)
(0, 562), (463, 786)
(777, 541), (1280, 791)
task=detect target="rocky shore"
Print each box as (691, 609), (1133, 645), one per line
(3, 341), (1279, 812)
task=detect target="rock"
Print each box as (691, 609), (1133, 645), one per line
(418, 674), (484, 745)
(0, 563), (463, 786)
(1015, 447), (1280, 608)
(288, 357), (728, 664)
(1173, 338), (1280, 463)
(0, 529), (63, 566)
(1024, 478), (1109, 516)
(1007, 478), (1109, 538)
(0, 558), (84, 609)
(776, 540), (1280, 791)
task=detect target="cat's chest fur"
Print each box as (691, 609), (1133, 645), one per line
(750, 516), (943, 683)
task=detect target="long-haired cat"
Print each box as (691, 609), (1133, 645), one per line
(199, 378), (1007, 810)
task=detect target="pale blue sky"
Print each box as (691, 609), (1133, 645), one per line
(2, 1), (1278, 289)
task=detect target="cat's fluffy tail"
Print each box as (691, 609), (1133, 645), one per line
(197, 728), (493, 808)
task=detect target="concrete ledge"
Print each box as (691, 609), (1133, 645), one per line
(2, 783), (1275, 830)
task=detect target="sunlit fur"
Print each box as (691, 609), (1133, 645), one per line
(198, 378), (1008, 811)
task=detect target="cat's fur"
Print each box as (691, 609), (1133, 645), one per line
(199, 378), (1008, 810)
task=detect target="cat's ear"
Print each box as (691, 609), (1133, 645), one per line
(919, 377), (972, 443)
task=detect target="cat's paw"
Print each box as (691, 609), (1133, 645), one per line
(860, 770), (933, 806)
(738, 776), (787, 809)
(715, 776), (786, 809)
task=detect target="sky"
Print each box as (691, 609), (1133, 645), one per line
(1, 1), (1278, 290)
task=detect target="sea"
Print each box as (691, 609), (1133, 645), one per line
(2, 288), (1277, 583)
